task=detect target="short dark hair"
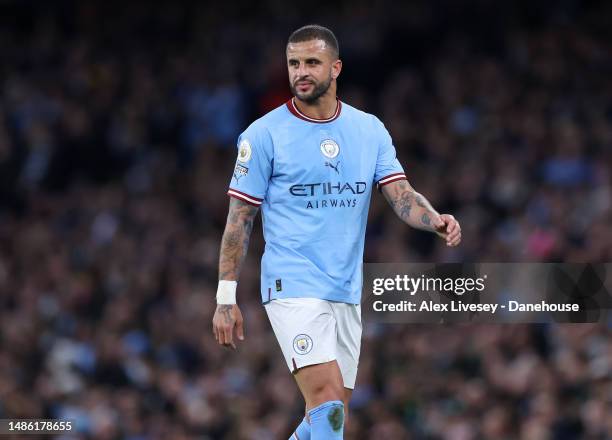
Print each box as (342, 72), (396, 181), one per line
(287, 24), (339, 59)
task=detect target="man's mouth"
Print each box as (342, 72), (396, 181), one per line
(296, 81), (313, 91)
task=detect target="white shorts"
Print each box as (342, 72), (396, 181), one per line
(264, 298), (362, 389)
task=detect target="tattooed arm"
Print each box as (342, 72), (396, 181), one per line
(381, 179), (461, 246)
(213, 197), (259, 349)
(218, 197), (259, 280)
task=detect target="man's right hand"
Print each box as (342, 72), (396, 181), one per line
(212, 304), (244, 349)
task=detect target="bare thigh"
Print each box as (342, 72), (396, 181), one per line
(294, 360), (345, 410)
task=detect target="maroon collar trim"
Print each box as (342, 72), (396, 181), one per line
(286, 98), (342, 123)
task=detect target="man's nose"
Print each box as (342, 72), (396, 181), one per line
(296, 63), (308, 78)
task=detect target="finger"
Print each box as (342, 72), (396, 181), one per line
(220, 325), (229, 345)
(236, 319), (245, 341)
(446, 221), (457, 234)
(447, 230), (460, 242)
(447, 231), (459, 241)
(449, 222), (461, 236)
(223, 326), (236, 349)
(449, 235), (461, 246)
(433, 216), (445, 229)
(213, 323), (219, 342)
(223, 336), (236, 350)
(229, 323), (238, 348)
(444, 215), (456, 231)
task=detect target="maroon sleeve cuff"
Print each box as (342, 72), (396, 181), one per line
(376, 173), (407, 191)
(227, 188), (263, 206)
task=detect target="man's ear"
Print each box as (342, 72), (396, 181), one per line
(332, 59), (342, 79)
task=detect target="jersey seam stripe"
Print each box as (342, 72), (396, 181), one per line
(228, 193), (260, 206)
(377, 172), (406, 184)
(292, 98), (339, 121)
(227, 190), (262, 206)
(227, 188), (263, 201)
(286, 98), (342, 123)
(378, 176), (407, 187)
(377, 175), (407, 191)
(227, 188), (263, 203)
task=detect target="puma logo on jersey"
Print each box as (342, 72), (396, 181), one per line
(325, 161), (340, 174)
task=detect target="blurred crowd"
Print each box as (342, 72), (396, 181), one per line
(0, 0), (610, 439)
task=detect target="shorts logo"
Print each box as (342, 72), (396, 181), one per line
(320, 139), (339, 159)
(238, 139), (252, 163)
(293, 334), (313, 355)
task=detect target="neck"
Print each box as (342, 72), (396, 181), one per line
(293, 87), (338, 120)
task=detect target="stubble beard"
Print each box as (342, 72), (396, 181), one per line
(290, 75), (333, 104)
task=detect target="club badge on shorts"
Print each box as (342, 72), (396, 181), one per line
(320, 139), (339, 159)
(293, 334), (313, 355)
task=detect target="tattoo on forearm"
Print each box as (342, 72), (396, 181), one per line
(415, 194), (427, 208)
(397, 191), (412, 220)
(383, 180), (438, 231)
(219, 198), (259, 280)
(224, 229), (241, 248)
(387, 180), (413, 221)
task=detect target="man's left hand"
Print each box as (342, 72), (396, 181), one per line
(432, 214), (461, 246)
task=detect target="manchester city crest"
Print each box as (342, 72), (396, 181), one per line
(293, 334), (313, 355)
(320, 139), (339, 159)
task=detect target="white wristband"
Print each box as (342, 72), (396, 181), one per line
(216, 280), (237, 304)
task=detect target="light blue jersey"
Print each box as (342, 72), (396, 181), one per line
(227, 99), (406, 304)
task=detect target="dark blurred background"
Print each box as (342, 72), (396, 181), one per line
(0, 0), (610, 439)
